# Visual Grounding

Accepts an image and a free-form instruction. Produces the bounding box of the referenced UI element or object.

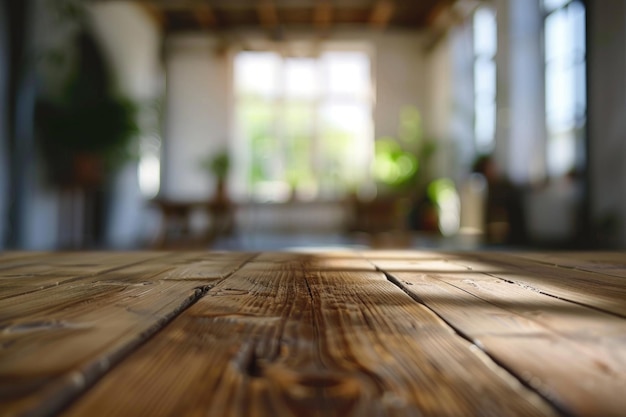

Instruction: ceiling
[116,0,467,35]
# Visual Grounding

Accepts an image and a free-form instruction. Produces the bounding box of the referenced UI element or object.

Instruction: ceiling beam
[424,1,470,51]
[314,0,333,30]
[257,0,279,29]
[370,0,395,29]
[425,0,456,27]
[137,1,166,28]
[193,1,217,29]
[314,0,332,39]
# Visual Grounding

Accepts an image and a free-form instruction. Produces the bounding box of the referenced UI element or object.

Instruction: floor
[210,231,483,252]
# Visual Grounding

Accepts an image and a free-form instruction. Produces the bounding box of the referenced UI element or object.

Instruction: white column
[495,0,546,184]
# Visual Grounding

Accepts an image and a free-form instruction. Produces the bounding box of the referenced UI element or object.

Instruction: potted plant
[200,151,231,203]
[373,106,437,196]
[36,27,138,188]
[369,107,439,233]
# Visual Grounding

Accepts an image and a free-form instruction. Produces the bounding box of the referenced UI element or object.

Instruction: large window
[473,6,497,154]
[544,0,586,177]
[233,49,373,202]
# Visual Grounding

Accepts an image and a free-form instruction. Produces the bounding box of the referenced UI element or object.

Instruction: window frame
[472,5,498,156]
[542,0,587,178]
[231,45,374,203]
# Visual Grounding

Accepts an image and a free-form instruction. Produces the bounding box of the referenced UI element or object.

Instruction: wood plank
[61,253,556,417]
[367,258,473,273]
[161,252,257,280]
[0,252,68,272]
[366,257,626,417]
[439,252,626,318]
[0,252,252,417]
[0,252,51,265]
[243,252,376,272]
[511,251,626,278]
[358,250,445,261]
[0,252,156,276]
[0,252,168,300]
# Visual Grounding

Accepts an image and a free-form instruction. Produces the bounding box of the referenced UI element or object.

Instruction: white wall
[372,32,426,139]
[162,32,427,185]
[160,29,429,231]
[89,2,162,98]
[162,34,230,200]
[425,36,452,143]
[503,0,546,184]
[423,21,476,183]
[89,1,163,247]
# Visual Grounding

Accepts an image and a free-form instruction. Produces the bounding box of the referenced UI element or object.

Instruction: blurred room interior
[0,0,624,251]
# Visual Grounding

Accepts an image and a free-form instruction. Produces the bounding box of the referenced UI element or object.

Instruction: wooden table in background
[1,250,625,417]
[151,198,235,248]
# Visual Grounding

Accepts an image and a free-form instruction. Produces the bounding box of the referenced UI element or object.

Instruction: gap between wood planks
[471,268,626,321]
[447,253,626,319]
[0,253,258,417]
[371,264,574,417]
[51,256,258,417]
[0,253,166,301]
[60,254,555,417]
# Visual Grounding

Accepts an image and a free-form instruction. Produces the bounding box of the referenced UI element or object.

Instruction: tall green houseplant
[36,26,138,187]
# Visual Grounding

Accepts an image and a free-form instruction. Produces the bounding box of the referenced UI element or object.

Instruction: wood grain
[511,251,626,278]
[441,252,626,318]
[366,256,626,417]
[0,252,253,417]
[0,252,166,300]
[0,252,52,266]
[61,253,556,417]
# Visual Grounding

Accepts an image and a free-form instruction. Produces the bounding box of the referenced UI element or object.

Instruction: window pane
[322,52,370,98]
[474,59,496,98]
[237,101,280,185]
[571,1,586,58]
[545,1,587,178]
[545,9,573,63]
[473,7,497,57]
[233,50,373,200]
[285,58,318,98]
[235,52,280,98]
[575,61,586,118]
[546,63,575,130]
[473,6,496,153]
[283,102,315,193]
[475,100,496,152]
[319,103,370,194]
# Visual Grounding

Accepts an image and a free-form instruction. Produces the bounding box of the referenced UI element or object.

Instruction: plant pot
[46,151,105,188]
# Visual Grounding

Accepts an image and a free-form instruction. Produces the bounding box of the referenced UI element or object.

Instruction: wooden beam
[425,0,464,28]
[314,0,332,39]
[193,1,217,29]
[370,0,394,29]
[257,0,279,29]
[138,1,166,28]
[314,0,333,30]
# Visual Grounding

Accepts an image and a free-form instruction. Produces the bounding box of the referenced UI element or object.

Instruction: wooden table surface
[1,250,625,417]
